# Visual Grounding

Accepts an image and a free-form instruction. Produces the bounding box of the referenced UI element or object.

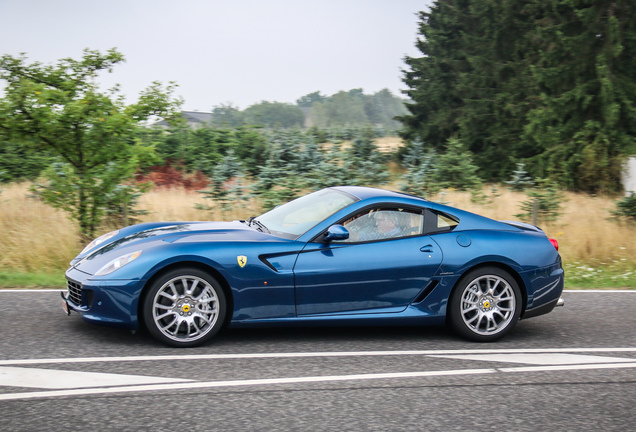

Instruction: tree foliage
[0,48,182,239]
[0,138,55,182]
[209,103,244,127]
[401,0,636,193]
[243,101,305,128]
[296,91,326,108]
[308,88,408,129]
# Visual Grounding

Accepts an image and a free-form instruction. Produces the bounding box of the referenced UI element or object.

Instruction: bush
[612,193,636,222]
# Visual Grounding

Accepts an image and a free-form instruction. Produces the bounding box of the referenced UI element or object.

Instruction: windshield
[256,189,357,239]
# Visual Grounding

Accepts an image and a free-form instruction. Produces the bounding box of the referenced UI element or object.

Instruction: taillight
[549,238,559,251]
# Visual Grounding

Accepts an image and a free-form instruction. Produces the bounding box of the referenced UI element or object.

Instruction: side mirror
[324,224,349,242]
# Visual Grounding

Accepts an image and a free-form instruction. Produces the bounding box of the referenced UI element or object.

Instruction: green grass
[563,261,636,289]
[0,271,66,289]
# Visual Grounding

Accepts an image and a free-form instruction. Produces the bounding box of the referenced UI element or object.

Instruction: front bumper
[63,267,144,329]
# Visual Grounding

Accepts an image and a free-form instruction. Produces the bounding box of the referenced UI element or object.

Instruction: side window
[424,209,459,234]
[337,208,424,243]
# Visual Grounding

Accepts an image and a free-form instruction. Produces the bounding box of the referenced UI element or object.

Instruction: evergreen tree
[523,0,636,193]
[305,143,356,190]
[400,140,440,198]
[515,178,564,224]
[506,162,534,191]
[251,131,304,209]
[612,192,636,222]
[400,0,636,192]
[197,149,248,213]
[347,134,389,186]
[400,2,469,151]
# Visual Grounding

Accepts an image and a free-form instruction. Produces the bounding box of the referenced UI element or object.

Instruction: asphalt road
[1,290,635,431]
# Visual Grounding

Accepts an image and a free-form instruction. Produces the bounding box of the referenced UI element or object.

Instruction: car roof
[331,186,427,202]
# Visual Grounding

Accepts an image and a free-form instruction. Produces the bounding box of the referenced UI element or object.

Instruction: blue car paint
[293,235,443,315]
[63,186,564,333]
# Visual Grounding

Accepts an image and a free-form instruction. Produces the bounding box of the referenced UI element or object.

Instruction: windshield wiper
[246,216,270,234]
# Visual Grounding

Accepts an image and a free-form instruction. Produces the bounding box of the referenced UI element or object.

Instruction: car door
[293,207,443,316]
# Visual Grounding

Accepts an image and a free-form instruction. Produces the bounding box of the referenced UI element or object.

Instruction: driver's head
[376,212,397,233]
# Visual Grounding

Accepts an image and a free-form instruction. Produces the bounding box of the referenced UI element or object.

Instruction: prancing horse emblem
[237,255,247,268]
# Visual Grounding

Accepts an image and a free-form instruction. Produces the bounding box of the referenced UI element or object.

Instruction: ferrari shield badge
[237,255,247,268]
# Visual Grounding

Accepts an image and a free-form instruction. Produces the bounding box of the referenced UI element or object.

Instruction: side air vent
[413,280,439,304]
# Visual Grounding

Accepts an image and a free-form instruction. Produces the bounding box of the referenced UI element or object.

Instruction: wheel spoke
[487,315,497,331]
[197,296,217,305]
[156,311,174,320]
[488,278,500,295]
[492,309,507,320]
[159,291,175,302]
[160,316,178,332]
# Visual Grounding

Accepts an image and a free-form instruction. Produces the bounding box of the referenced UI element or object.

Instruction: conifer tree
[506,162,534,192]
[400,140,440,198]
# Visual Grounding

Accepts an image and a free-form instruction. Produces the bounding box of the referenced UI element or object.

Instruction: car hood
[70,221,279,273]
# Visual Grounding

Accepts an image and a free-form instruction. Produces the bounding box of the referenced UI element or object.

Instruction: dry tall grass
[0,183,79,272]
[1,182,634,273]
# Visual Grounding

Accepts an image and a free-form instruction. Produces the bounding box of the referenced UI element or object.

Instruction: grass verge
[0,271,66,289]
[564,261,636,289]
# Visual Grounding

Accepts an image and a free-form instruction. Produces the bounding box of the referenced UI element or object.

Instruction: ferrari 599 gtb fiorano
[62,186,564,347]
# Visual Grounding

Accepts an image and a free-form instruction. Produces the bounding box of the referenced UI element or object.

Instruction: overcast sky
[0,0,432,111]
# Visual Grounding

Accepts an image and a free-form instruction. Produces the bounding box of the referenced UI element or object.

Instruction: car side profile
[62,186,564,347]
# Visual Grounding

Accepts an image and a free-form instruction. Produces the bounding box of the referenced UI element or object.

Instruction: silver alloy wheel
[459,274,516,336]
[151,275,220,343]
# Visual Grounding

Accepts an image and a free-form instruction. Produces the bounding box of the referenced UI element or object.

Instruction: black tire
[448,266,522,342]
[143,267,227,347]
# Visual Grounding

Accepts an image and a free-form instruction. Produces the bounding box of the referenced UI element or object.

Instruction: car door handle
[420,245,434,253]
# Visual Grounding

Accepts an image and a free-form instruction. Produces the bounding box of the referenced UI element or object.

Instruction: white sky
[0,0,431,111]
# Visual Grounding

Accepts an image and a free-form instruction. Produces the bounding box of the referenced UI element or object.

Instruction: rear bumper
[522,263,564,319]
[523,296,563,319]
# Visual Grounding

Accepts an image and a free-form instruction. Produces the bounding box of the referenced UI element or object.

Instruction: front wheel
[448,267,522,342]
[143,268,227,347]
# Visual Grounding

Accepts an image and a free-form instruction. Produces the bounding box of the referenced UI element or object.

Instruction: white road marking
[0,366,192,389]
[0,369,499,401]
[2,348,636,366]
[429,353,636,365]
[2,361,636,401]
[500,362,636,373]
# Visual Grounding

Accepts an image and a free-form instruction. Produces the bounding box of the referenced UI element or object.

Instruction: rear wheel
[143,268,226,347]
[449,267,522,342]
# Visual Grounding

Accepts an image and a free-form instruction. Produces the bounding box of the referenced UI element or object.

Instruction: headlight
[95,251,142,276]
[81,230,120,254]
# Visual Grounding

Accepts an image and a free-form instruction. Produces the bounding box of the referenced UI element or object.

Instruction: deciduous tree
[0,49,182,240]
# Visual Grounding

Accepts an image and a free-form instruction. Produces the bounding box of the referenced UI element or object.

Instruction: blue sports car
[62,186,564,347]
